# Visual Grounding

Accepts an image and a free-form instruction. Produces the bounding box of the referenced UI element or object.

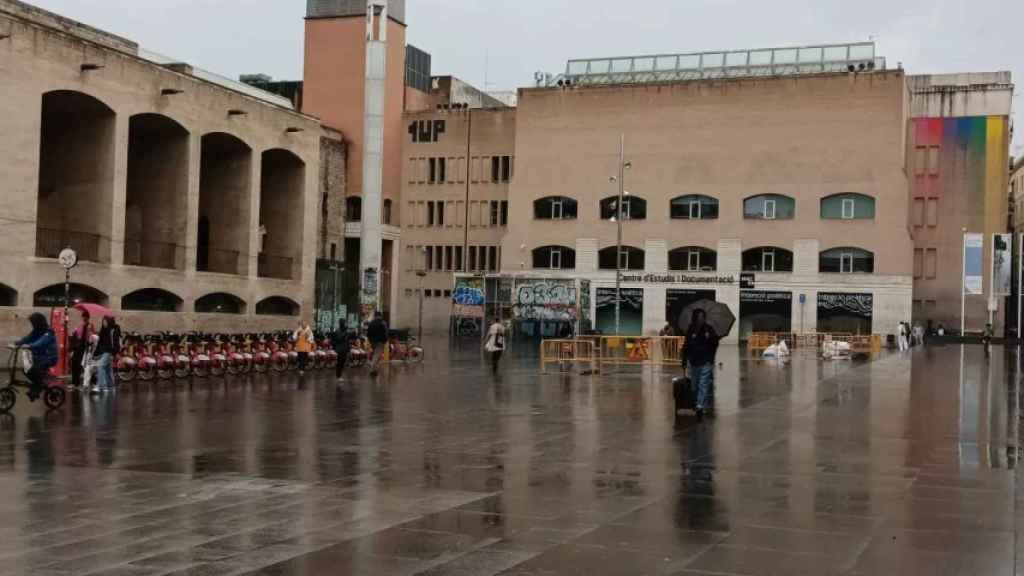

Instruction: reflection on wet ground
[0,339,1019,575]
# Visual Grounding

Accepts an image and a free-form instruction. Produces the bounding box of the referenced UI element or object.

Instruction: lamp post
[416,270,427,341]
[610,135,631,335]
[58,248,78,375]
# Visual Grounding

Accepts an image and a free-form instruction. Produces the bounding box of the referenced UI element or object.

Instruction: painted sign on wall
[513,279,578,321]
[453,277,485,318]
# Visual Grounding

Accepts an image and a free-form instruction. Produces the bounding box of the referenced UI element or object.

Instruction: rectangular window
[428,158,437,184]
[425,246,433,271]
[447,157,456,183]
[927,146,940,176]
[914,147,927,176]
[457,157,466,183]
[438,157,447,183]
[469,202,480,227]
[444,246,453,271]
[552,198,563,219]
[471,157,481,183]
[490,202,499,226]
[913,198,924,227]
[925,248,938,279]
[438,202,446,227]
[469,247,477,271]
[444,290,452,299]
[913,248,923,278]
[500,156,511,182]
[418,158,427,183]
[500,201,508,226]
[689,201,701,219]
[840,253,854,273]
[926,199,938,227]
[491,156,501,182]
[688,251,700,271]
[762,250,775,272]
[455,246,464,271]
[841,198,855,220]
[427,201,436,227]
[488,246,498,272]
[764,199,776,220]
[550,248,562,270]
[408,158,417,184]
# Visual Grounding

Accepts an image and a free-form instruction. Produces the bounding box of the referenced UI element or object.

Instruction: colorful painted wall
[909,116,1010,332]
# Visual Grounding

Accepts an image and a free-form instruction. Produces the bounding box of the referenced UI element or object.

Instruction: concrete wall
[0,9,324,339]
[318,128,347,261]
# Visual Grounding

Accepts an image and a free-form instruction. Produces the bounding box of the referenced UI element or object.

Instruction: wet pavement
[0,339,1020,575]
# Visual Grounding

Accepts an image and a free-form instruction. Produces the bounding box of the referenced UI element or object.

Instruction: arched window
[742,247,794,272]
[195,293,246,314]
[821,193,875,220]
[0,284,17,307]
[600,196,647,221]
[345,197,362,223]
[534,196,578,220]
[820,248,874,274]
[744,194,795,220]
[122,288,183,312]
[670,195,719,220]
[532,246,576,270]
[34,283,108,307]
[383,199,393,225]
[669,247,718,272]
[598,246,645,271]
[256,296,300,316]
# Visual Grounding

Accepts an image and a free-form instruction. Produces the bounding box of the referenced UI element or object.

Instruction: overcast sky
[33,0,1023,154]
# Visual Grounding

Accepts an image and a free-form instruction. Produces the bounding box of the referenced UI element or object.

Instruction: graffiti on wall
[453,277,485,318]
[818,293,873,318]
[513,279,578,321]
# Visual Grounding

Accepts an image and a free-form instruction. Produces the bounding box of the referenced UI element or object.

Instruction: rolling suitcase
[673,376,696,412]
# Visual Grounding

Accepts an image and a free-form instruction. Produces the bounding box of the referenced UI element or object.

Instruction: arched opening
[256,296,300,317]
[199,132,252,275]
[599,246,645,271]
[125,114,189,270]
[36,91,116,263]
[534,196,578,220]
[821,193,876,220]
[600,196,646,221]
[743,194,796,220]
[345,197,362,222]
[670,195,719,220]
[820,247,875,274]
[0,284,17,307]
[742,247,794,272]
[669,247,717,272]
[195,292,246,315]
[259,149,305,280]
[532,246,576,270]
[33,283,108,307]
[122,288,183,312]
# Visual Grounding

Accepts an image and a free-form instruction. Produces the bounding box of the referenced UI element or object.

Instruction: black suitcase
[673,376,696,412]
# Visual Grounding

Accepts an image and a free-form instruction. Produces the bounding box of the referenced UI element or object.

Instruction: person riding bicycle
[14,313,58,401]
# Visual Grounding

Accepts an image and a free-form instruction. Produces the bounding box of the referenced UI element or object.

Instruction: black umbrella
[678,300,736,338]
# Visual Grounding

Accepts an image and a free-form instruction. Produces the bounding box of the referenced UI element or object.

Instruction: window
[820,248,874,274]
[443,246,452,271]
[741,248,794,272]
[926,199,938,227]
[744,195,795,220]
[914,147,926,176]
[532,246,576,270]
[669,247,717,272]
[425,246,434,270]
[491,156,500,182]
[455,246,464,272]
[925,248,937,279]
[345,197,362,222]
[671,195,719,220]
[913,198,924,227]
[469,247,477,271]
[534,196,579,220]
[444,290,452,299]
[383,199,392,225]
[927,146,940,176]
[598,246,645,271]
[490,202,499,226]
[913,249,923,278]
[488,246,498,272]
[821,193,875,220]
[500,201,508,226]
[438,202,446,226]
[501,156,511,182]
[429,158,437,184]
[439,157,447,183]
[408,158,417,183]
[600,196,648,220]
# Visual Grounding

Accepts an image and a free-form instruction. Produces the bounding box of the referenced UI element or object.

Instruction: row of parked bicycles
[112,330,424,382]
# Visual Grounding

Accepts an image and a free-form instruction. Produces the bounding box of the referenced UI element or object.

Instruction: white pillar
[359,0,388,317]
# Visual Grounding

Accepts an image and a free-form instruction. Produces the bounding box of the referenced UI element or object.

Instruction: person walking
[13,313,58,402]
[484,318,506,373]
[93,316,121,393]
[681,309,719,419]
[294,321,314,375]
[70,311,94,390]
[897,322,909,352]
[367,312,389,377]
[331,320,350,383]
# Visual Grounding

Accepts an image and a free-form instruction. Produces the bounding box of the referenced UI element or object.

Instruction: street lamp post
[416,270,427,341]
[611,135,631,336]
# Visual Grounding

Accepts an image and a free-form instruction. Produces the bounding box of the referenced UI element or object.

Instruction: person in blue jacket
[14,313,58,401]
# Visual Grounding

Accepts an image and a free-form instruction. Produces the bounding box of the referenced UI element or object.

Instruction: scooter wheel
[138,370,154,381]
[193,366,208,378]
[0,388,15,413]
[157,369,173,381]
[175,369,190,379]
[43,387,66,410]
[118,369,136,382]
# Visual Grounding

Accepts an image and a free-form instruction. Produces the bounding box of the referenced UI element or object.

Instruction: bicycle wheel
[407,346,425,364]
[43,387,65,410]
[0,388,15,413]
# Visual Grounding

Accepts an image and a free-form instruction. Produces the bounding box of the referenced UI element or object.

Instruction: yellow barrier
[595,336,685,366]
[540,339,598,374]
[750,332,882,356]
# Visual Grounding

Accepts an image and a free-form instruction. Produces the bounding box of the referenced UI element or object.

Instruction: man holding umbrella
[679,300,733,419]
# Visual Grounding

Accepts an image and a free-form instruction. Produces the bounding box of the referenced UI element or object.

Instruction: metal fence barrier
[539,339,598,374]
[749,332,882,356]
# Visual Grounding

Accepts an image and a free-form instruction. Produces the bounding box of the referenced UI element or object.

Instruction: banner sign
[453,277,485,318]
[992,234,1012,296]
[964,233,983,295]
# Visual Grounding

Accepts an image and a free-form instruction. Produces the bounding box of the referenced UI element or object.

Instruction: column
[717,239,742,344]
[645,239,667,272]
[108,113,130,266]
[184,133,201,273]
[576,238,598,272]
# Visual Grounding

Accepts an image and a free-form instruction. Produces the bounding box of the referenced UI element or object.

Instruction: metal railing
[258,253,294,280]
[540,339,598,374]
[35,228,103,262]
[124,239,183,270]
[198,248,241,276]
[559,42,885,87]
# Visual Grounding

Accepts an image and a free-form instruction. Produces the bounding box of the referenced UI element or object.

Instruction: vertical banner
[993,234,1012,296]
[964,233,984,295]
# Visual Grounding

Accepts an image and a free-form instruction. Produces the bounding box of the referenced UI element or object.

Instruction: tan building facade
[396,105,516,333]
[1012,157,1024,234]
[0,1,335,338]
[501,71,914,341]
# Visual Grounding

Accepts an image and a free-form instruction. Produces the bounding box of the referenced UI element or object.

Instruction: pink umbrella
[73,302,114,319]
